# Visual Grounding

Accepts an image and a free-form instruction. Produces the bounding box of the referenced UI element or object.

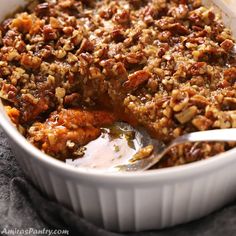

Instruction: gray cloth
[0,129,236,236]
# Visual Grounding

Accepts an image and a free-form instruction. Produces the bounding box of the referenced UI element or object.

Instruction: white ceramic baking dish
[1,0,236,232]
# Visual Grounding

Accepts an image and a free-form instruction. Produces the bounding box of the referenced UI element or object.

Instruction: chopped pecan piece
[223,97,236,110]
[114,9,130,25]
[189,62,207,75]
[192,115,212,131]
[156,18,189,35]
[58,0,75,8]
[43,25,57,41]
[77,39,94,54]
[35,2,50,17]
[220,39,234,52]
[157,31,172,42]
[170,23,190,35]
[169,4,189,19]
[0,83,17,101]
[124,70,151,90]
[112,27,125,42]
[20,53,42,69]
[190,95,210,107]
[126,52,147,64]
[230,113,236,128]
[170,90,189,112]
[175,106,198,124]
[224,67,236,83]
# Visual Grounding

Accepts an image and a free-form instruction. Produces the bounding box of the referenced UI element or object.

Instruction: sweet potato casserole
[1,0,236,168]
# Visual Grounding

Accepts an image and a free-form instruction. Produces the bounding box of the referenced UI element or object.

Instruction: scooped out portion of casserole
[1,0,236,168]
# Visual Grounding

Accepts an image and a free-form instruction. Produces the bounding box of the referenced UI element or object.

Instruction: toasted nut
[130,145,154,162]
[20,53,42,69]
[125,70,151,90]
[192,115,212,131]
[170,90,189,112]
[220,39,234,52]
[175,106,198,124]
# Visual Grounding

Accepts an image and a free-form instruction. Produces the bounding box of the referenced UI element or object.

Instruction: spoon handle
[171,128,236,148]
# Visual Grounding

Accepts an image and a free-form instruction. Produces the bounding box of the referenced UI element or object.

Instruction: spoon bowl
[113,125,236,172]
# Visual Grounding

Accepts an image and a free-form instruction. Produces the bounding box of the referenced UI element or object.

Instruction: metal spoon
[113,125,236,172]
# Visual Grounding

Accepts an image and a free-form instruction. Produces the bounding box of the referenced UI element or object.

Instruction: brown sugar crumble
[1,0,236,168]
